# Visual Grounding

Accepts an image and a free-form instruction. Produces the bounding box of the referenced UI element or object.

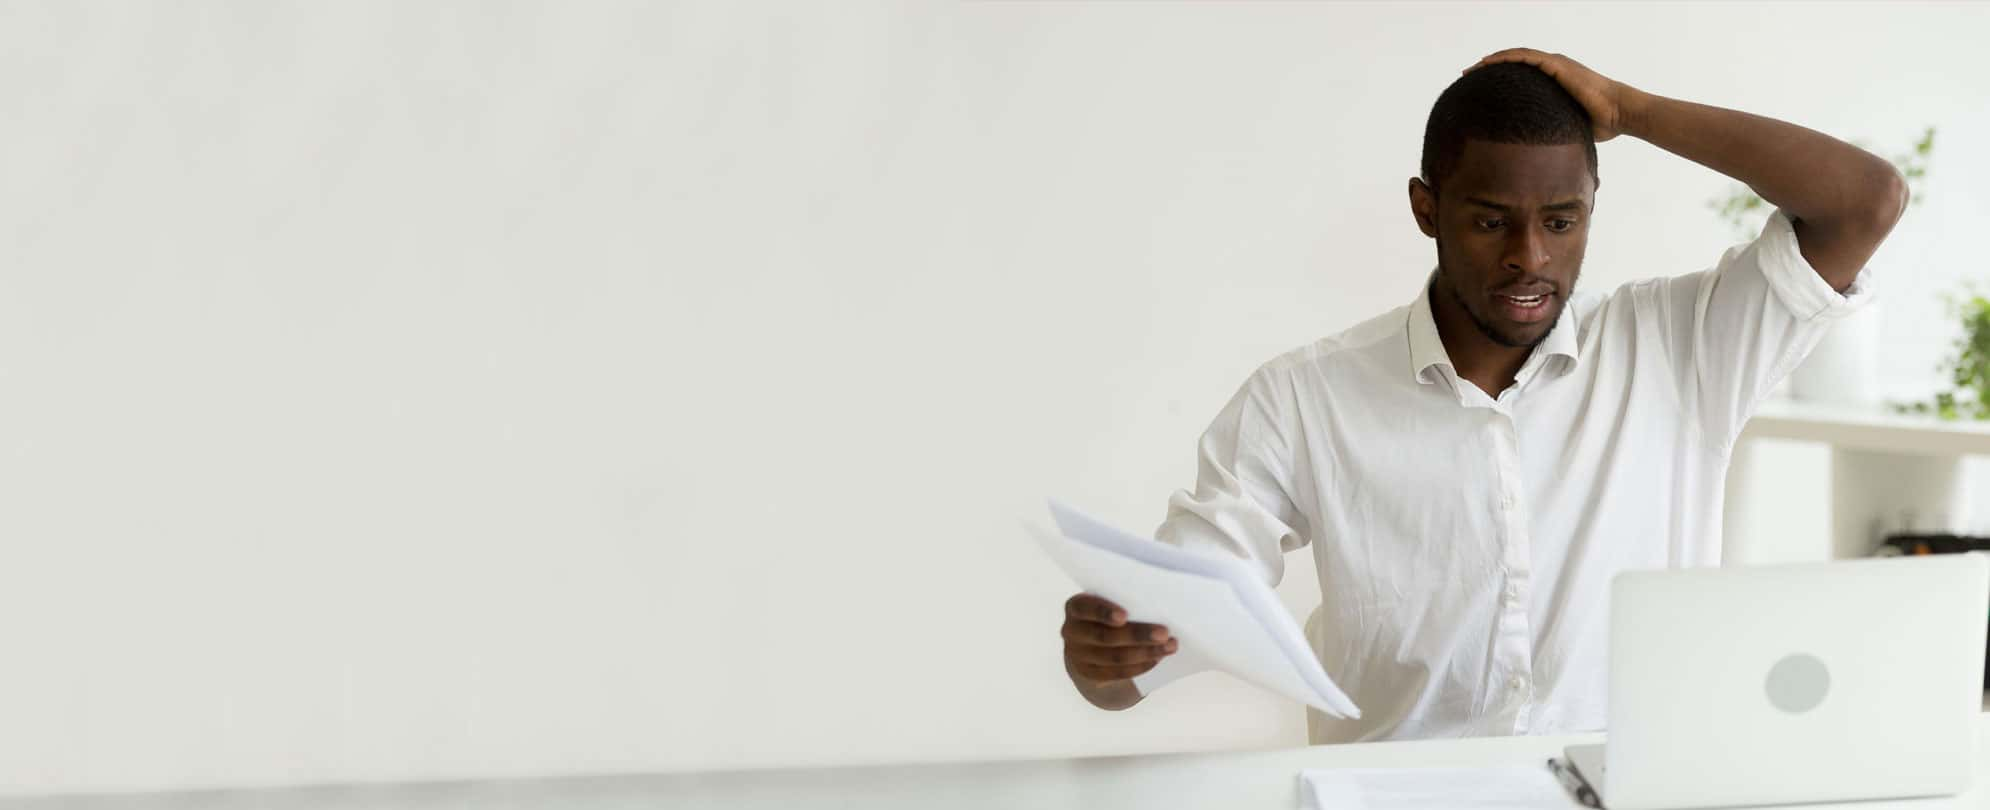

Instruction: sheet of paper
[1300,766,1582,810]
[1029,499,1359,718]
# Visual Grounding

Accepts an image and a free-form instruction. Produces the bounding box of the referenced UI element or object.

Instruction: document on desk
[1299,766,1581,810]
[1029,499,1359,719]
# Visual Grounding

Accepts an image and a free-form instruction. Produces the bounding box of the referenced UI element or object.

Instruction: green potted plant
[1893,291,1990,420]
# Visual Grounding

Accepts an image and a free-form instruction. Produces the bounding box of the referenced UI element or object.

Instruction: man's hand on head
[1464,48,1646,142]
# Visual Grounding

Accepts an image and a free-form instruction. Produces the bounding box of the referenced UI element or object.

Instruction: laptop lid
[1598,553,1987,810]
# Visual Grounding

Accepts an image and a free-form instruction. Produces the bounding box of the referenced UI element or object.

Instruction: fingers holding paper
[1063,593,1178,682]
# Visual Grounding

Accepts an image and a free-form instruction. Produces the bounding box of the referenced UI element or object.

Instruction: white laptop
[1563,553,1989,809]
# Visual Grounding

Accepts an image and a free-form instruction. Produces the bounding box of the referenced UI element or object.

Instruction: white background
[2,0,1987,796]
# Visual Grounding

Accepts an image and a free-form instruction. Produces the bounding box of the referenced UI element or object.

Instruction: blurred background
[2,0,1987,796]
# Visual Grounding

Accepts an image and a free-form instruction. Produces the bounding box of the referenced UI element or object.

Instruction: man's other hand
[1465,48,1643,142]
[1062,593,1177,709]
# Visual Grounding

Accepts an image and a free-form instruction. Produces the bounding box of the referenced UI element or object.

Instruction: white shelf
[1741,398,1990,457]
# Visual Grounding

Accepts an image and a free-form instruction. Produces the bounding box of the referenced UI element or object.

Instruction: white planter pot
[1788,301,1882,407]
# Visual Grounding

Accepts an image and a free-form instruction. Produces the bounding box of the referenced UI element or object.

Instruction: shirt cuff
[1757,209,1878,322]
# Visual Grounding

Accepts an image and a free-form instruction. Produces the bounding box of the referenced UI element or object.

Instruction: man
[1059,49,1906,743]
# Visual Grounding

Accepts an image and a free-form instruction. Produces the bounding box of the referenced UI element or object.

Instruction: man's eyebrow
[1463,196,1587,213]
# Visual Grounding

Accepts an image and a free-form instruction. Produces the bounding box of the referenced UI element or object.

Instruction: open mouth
[1493,292,1554,324]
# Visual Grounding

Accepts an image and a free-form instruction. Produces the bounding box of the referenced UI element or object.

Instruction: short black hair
[1419,62,1598,195]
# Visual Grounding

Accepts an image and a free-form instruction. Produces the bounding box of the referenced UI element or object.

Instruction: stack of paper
[1299,766,1582,809]
[1029,499,1359,718]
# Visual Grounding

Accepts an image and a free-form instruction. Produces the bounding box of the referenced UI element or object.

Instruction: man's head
[1410,62,1599,349]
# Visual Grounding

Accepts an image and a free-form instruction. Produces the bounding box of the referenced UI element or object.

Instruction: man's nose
[1502,224,1550,274]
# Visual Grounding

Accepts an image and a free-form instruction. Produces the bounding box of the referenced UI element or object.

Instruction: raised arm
[1466,48,1908,293]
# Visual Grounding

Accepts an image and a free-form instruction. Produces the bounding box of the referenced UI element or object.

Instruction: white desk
[6,714,1986,810]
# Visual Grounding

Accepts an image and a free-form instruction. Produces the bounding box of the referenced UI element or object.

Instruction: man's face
[1410,140,1595,348]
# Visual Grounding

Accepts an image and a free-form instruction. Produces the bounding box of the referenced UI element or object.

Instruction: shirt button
[1503,584,1521,604]
[1509,676,1527,692]
[1500,494,1516,509]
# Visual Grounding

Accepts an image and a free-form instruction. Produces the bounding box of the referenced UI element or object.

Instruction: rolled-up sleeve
[1646,209,1878,451]
[1153,366,1312,587]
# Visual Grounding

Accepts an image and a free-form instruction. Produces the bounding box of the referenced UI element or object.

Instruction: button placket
[1490,415,1535,729]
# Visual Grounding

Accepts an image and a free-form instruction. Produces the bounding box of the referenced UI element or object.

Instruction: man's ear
[1408,177,1439,239]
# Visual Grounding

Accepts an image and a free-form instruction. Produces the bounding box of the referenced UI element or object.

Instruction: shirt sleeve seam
[1248,365,1314,549]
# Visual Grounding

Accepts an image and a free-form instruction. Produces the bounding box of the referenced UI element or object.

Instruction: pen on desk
[1546,757,1602,809]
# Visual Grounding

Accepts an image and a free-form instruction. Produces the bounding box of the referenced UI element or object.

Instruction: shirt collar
[1407,270,1581,386]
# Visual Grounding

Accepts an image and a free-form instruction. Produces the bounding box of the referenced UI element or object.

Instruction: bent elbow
[1865,164,1910,235]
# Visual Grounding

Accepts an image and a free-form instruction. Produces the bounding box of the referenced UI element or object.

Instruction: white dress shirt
[1154,210,1874,743]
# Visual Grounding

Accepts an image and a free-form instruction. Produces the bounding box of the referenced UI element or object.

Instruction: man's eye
[1547,219,1577,232]
[1478,218,1505,230]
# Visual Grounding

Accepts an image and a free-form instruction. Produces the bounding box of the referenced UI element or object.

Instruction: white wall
[2,0,1987,796]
